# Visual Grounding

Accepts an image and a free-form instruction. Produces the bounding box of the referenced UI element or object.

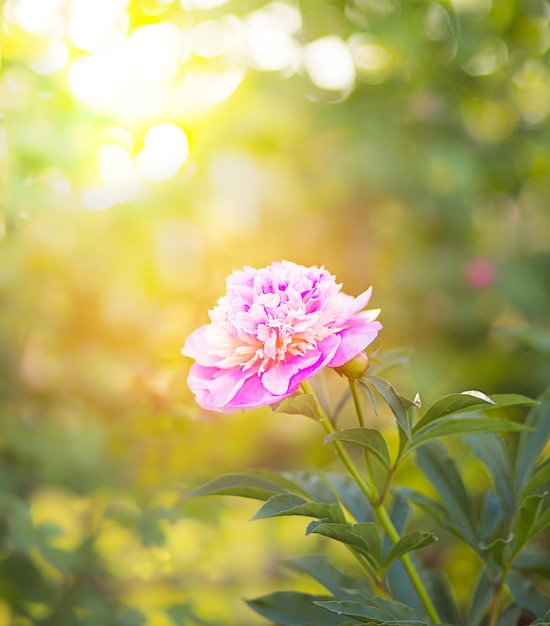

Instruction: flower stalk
[301,379,441,625]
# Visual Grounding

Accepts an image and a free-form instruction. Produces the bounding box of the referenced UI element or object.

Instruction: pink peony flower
[182,261,382,412]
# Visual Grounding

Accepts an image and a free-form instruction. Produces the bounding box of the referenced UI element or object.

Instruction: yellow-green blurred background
[1,0,550,623]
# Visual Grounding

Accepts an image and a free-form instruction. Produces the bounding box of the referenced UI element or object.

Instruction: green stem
[301,380,441,625]
[376,464,397,506]
[349,378,365,427]
[349,378,379,497]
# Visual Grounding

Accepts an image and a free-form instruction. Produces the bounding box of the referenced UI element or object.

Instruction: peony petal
[224,374,287,411]
[181,326,220,367]
[187,363,253,409]
[261,350,324,396]
[328,319,382,367]
[333,287,373,324]
[288,334,340,388]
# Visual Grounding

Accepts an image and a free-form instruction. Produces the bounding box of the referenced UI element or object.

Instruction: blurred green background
[1,0,550,623]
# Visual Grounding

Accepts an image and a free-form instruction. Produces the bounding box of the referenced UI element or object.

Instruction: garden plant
[185,261,550,626]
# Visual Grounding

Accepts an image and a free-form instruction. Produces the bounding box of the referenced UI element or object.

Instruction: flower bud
[333,352,370,379]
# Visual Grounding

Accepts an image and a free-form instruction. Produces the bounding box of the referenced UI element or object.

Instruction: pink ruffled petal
[181,326,219,367]
[188,364,253,409]
[287,334,340,388]
[328,319,382,367]
[261,351,323,395]
[333,287,373,324]
[224,374,287,411]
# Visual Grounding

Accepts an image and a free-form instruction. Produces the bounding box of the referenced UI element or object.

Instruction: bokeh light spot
[68,52,125,106]
[126,22,184,85]
[68,0,129,52]
[10,0,65,35]
[180,0,229,10]
[304,36,355,91]
[192,19,239,59]
[136,123,190,182]
[243,4,301,71]
[29,40,69,75]
[349,35,392,84]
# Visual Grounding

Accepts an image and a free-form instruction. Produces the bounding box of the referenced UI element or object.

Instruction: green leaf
[507,570,550,618]
[360,383,378,416]
[386,492,412,537]
[363,375,412,443]
[531,507,550,539]
[185,470,309,500]
[274,393,319,420]
[395,487,464,541]
[40,545,81,573]
[325,428,391,468]
[519,458,550,502]
[414,443,477,547]
[283,470,341,504]
[532,609,550,625]
[315,601,426,625]
[481,535,513,568]
[187,473,292,501]
[325,589,419,621]
[466,570,493,626]
[309,522,383,570]
[424,571,463,626]
[511,493,546,559]
[246,591,348,626]
[412,417,530,448]
[384,531,437,569]
[515,550,550,579]
[478,491,504,543]
[495,604,522,626]
[516,386,550,492]
[413,393,536,435]
[115,608,148,626]
[287,555,371,597]
[326,473,375,523]
[6,497,34,551]
[252,494,346,523]
[468,434,515,516]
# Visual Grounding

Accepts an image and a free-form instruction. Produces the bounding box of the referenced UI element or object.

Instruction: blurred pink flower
[465,257,497,290]
[182,261,382,412]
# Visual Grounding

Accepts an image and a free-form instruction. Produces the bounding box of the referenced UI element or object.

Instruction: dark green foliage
[191,380,549,626]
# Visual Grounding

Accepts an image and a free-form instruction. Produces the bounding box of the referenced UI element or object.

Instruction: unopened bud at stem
[333,352,370,379]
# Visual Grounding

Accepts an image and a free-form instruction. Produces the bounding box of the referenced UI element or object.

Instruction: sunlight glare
[180,0,229,10]
[82,188,113,211]
[68,52,125,106]
[10,0,65,35]
[126,22,184,85]
[349,35,392,84]
[98,144,136,187]
[136,124,189,182]
[82,143,139,210]
[192,18,240,59]
[243,4,301,71]
[172,69,244,115]
[304,36,355,91]
[102,126,134,153]
[29,40,69,75]
[69,0,129,52]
